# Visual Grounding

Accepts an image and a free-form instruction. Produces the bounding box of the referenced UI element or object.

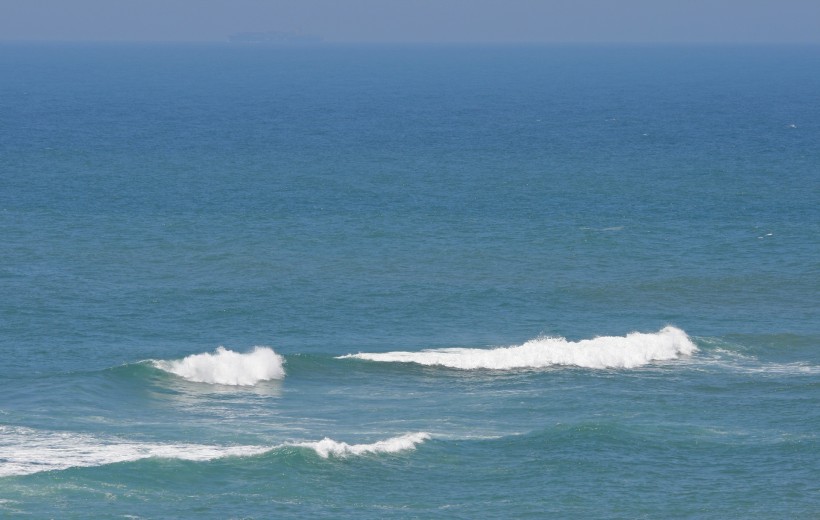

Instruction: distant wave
[0,426,430,477]
[151,346,285,385]
[340,326,697,370]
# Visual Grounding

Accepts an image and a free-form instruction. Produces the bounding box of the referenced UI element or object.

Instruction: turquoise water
[1,43,818,518]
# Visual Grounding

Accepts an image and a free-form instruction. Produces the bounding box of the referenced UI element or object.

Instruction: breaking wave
[0,426,431,477]
[340,326,697,370]
[152,346,285,385]
[293,432,431,458]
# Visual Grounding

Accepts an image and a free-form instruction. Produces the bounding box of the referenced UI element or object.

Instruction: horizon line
[2,38,819,46]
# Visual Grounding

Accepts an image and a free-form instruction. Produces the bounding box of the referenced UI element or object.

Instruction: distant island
[228,31,323,44]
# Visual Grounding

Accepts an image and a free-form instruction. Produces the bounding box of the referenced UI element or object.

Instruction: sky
[1,0,819,44]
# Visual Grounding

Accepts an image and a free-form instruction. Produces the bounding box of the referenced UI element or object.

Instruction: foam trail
[293,432,431,459]
[152,346,285,385]
[0,427,431,477]
[341,326,696,370]
[0,426,269,477]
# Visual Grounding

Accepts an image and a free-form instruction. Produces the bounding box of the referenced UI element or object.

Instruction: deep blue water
[1,43,818,518]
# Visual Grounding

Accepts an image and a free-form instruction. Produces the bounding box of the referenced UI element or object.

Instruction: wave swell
[341,326,697,370]
[152,346,285,385]
[0,426,430,477]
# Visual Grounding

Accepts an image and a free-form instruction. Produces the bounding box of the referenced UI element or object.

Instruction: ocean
[1,43,818,518]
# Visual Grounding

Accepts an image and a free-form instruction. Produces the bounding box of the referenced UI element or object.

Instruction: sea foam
[293,432,431,458]
[0,426,270,477]
[341,326,697,370]
[0,426,430,477]
[152,346,285,385]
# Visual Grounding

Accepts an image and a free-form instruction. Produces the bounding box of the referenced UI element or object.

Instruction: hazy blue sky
[1,0,818,44]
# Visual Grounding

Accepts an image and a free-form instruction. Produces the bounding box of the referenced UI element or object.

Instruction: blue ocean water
[1,43,818,518]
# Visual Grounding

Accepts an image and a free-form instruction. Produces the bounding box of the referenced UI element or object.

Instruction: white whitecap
[0,426,431,477]
[0,426,269,477]
[341,326,697,370]
[292,432,431,459]
[152,346,285,386]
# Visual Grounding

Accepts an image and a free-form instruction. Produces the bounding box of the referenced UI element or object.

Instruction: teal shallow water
[1,43,818,518]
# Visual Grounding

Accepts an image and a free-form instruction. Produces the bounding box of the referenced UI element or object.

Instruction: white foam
[0,426,269,477]
[293,432,431,459]
[341,326,697,370]
[152,346,285,385]
[688,351,820,376]
[0,427,431,477]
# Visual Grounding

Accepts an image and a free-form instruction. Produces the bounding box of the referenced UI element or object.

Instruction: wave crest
[293,432,431,458]
[341,326,696,370]
[152,346,285,385]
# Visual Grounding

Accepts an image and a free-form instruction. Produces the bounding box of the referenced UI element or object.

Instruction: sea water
[1,43,818,518]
